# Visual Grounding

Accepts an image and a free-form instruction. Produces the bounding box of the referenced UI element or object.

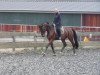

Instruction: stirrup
[55,37,59,40]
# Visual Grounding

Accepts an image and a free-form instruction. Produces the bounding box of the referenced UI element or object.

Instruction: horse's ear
[38,25,41,29]
[38,24,42,27]
[38,25,40,27]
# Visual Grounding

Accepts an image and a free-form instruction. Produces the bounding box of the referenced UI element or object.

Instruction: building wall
[0,12,100,32]
[0,12,81,26]
[83,14,100,27]
[82,14,100,32]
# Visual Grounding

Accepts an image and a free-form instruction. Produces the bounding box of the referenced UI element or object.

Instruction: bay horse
[38,22,79,56]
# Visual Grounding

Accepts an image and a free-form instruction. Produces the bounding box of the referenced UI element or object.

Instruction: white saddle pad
[53,24,64,34]
[61,26,64,34]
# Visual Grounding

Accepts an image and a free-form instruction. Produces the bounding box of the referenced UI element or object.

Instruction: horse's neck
[46,26,53,37]
[46,27,50,37]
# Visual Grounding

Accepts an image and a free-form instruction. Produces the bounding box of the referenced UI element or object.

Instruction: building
[0,0,100,31]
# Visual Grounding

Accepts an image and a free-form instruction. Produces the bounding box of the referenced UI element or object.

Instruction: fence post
[12,31,16,51]
[12,36,15,51]
[34,31,37,50]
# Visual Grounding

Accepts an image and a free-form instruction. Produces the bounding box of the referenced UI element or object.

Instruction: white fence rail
[0,32,99,50]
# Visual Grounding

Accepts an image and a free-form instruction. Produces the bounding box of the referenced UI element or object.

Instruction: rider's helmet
[54,8,59,13]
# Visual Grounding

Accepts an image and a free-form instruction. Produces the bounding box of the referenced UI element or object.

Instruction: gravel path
[0,48,100,75]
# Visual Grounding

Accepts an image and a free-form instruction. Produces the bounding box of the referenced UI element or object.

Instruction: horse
[38,22,79,56]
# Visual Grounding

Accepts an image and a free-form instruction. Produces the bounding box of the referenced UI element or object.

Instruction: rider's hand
[53,24,56,26]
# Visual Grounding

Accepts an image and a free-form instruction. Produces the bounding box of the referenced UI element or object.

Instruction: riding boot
[55,28,61,40]
[55,36,59,40]
[58,28,61,40]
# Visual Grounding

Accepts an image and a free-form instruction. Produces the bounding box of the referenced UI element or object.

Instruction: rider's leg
[58,28,61,38]
[57,28,61,39]
[56,28,59,38]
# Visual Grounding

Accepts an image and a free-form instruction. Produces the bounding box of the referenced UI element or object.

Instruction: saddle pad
[61,26,64,34]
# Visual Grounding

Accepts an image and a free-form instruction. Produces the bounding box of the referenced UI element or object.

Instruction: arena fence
[0,24,39,32]
[0,24,100,51]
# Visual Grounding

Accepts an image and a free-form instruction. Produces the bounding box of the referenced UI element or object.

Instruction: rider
[53,9,62,40]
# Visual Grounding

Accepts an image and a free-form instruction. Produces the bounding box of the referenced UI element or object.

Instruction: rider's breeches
[56,28,61,37]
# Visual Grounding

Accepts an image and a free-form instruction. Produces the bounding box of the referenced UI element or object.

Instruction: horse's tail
[72,29,79,49]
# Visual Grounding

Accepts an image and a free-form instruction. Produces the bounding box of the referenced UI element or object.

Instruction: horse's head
[39,22,48,37]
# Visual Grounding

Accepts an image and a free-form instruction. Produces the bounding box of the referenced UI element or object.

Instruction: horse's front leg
[42,43,49,56]
[42,40,52,56]
[51,42,56,56]
[42,39,54,56]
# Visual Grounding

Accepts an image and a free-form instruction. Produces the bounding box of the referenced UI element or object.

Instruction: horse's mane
[41,22,54,31]
[46,24,54,29]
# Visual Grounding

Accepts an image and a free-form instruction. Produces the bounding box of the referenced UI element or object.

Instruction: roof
[0,0,99,2]
[0,2,100,14]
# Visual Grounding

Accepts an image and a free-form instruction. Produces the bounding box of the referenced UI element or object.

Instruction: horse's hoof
[43,53,46,57]
[43,54,45,57]
[53,54,56,56]
[60,52,63,54]
[42,52,45,56]
[74,53,77,55]
[60,52,63,55]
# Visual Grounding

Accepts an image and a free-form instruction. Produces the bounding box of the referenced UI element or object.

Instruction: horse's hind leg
[68,38,76,54]
[61,39,67,52]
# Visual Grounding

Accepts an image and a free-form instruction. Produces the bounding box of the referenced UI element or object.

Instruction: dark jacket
[53,12,61,29]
